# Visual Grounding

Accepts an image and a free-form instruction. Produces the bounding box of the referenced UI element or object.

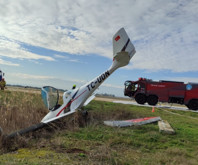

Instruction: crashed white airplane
[7,28,136,138]
[41,28,136,124]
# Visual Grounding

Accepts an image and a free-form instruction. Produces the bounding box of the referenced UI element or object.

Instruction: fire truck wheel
[147,95,158,106]
[187,100,198,110]
[135,94,147,104]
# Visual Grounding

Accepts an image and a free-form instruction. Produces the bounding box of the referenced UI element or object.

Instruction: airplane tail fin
[111,28,136,69]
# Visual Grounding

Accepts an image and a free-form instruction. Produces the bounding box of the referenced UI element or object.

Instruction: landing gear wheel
[187,100,198,110]
[82,110,88,118]
[135,94,147,104]
[81,110,89,123]
[147,95,158,106]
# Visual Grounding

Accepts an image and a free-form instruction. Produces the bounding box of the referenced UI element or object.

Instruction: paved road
[113,100,198,113]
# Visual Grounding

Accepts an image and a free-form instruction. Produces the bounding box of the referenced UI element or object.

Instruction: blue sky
[0,0,198,97]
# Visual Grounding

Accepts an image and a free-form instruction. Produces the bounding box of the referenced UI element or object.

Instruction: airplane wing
[83,94,96,106]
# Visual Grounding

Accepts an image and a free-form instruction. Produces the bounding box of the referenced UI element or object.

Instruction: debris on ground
[158,120,175,134]
[104,117,161,127]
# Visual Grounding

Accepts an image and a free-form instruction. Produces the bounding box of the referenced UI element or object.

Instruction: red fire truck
[124,78,198,110]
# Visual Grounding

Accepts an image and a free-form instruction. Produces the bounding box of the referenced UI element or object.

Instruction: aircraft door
[0,70,2,81]
[41,86,59,111]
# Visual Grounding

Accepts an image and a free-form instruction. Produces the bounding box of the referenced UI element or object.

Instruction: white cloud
[12,73,55,80]
[54,54,85,63]
[0,0,198,72]
[0,58,19,66]
[0,38,54,61]
[54,54,68,59]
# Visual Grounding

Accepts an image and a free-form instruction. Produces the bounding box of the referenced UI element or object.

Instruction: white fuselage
[41,27,136,124]
[41,65,117,123]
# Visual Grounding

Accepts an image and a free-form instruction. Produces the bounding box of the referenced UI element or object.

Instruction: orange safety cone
[152,106,155,112]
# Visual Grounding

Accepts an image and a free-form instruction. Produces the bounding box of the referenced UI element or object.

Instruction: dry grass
[0,86,90,153]
[0,90,48,135]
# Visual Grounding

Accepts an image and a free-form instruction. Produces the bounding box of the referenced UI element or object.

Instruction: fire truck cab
[124,78,198,110]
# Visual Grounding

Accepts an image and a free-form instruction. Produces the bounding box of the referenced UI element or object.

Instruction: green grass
[0,90,198,164]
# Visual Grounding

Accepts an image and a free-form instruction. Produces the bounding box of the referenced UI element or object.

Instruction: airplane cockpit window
[64,90,72,99]
[41,86,59,111]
